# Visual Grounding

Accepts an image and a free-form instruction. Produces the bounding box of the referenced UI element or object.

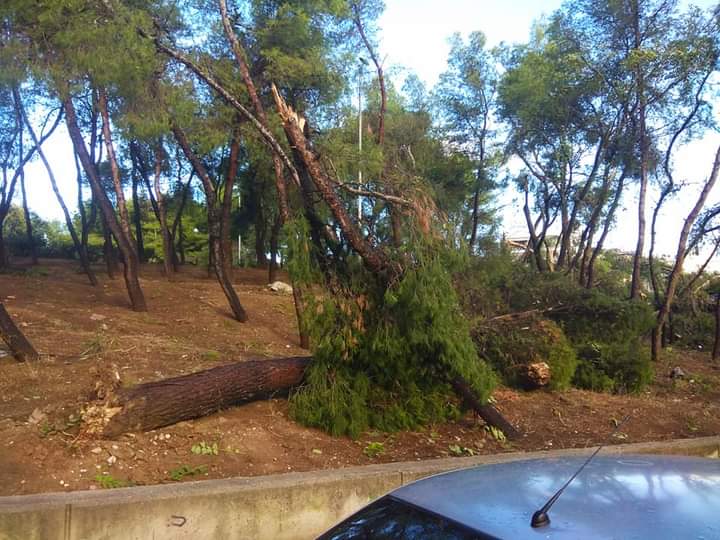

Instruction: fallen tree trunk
[89,356,520,440]
[0,303,39,362]
[95,356,311,438]
[451,378,521,440]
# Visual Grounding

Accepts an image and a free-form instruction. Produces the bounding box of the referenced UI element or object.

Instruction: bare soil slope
[1,259,719,496]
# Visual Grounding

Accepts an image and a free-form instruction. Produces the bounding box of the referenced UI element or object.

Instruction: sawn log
[94,355,520,440]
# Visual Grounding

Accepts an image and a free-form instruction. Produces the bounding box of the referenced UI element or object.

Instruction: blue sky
[20,0,720,267]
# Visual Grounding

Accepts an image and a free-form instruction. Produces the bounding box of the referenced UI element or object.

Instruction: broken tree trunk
[451,378,521,440]
[89,356,519,440]
[0,303,39,362]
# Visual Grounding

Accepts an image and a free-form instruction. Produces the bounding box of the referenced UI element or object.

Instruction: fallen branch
[0,303,39,362]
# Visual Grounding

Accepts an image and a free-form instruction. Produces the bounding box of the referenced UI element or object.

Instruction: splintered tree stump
[0,303,39,362]
[97,356,311,438]
[90,355,521,440]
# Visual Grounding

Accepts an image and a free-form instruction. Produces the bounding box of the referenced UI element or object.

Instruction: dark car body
[319,455,720,539]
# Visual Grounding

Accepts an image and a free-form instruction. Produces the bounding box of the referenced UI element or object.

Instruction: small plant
[191,441,219,456]
[448,444,475,456]
[38,422,55,438]
[201,350,221,362]
[363,441,385,458]
[484,425,507,442]
[95,473,131,489]
[169,464,208,481]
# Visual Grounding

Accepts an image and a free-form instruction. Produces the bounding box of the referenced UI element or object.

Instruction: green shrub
[473,318,577,390]
[549,290,655,393]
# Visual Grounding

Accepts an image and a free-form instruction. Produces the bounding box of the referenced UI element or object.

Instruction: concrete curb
[1,436,718,540]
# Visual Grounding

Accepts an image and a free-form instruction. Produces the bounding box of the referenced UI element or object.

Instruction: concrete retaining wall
[1,436,718,540]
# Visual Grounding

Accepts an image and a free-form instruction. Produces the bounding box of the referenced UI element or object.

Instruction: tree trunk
[101,216,117,279]
[713,295,720,362]
[98,90,136,257]
[17,91,98,286]
[87,355,519,439]
[172,124,248,322]
[630,0,648,301]
[19,171,38,265]
[131,173,146,263]
[64,96,146,311]
[269,214,281,284]
[153,144,174,279]
[652,146,720,361]
[450,377,520,440]
[95,356,311,437]
[221,129,241,277]
[0,303,39,362]
[0,228,7,270]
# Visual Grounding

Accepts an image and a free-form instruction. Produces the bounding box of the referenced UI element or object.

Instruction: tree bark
[131,172,146,263]
[172,124,248,322]
[153,143,174,279]
[96,356,311,437]
[652,145,720,361]
[64,96,146,311]
[17,93,98,286]
[221,129,241,277]
[0,303,39,362]
[88,355,519,439]
[269,214,281,283]
[450,377,520,440]
[713,295,720,362]
[630,0,648,301]
[19,169,38,265]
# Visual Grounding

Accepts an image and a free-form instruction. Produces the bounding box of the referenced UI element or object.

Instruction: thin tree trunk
[221,129,241,277]
[101,215,117,279]
[468,170,482,253]
[170,173,193,271]
[98,89,136,256]
[153,143,174,279]
[173,124,248,322]
[269,214,281,284]
[131,172,146,263]
[19,169,37,265]
[255,195,268,267]
[713,295,720,361]
[0,303,39,362]
[64,96,146,310]
[652,146,720,361]
[586,173,627,288]
[630,0,648,300]
[17,92,98,286]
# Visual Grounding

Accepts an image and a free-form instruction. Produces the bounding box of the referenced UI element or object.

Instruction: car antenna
[530,414,630,528]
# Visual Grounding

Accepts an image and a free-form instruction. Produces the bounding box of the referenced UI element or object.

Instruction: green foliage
[362,441,385,458]
[94,473,132,489]
[190,441,218,456]
[288,224,496,438]
[551,291,654,392]
[169,464,208,481]
[474,318,577,391]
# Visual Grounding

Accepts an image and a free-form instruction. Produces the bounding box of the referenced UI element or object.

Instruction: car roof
[391,455,720,539]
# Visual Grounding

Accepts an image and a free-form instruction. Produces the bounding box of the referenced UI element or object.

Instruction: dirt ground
[1,259,719,497]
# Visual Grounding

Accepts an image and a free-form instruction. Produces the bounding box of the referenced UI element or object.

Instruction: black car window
[317,496,493,540]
